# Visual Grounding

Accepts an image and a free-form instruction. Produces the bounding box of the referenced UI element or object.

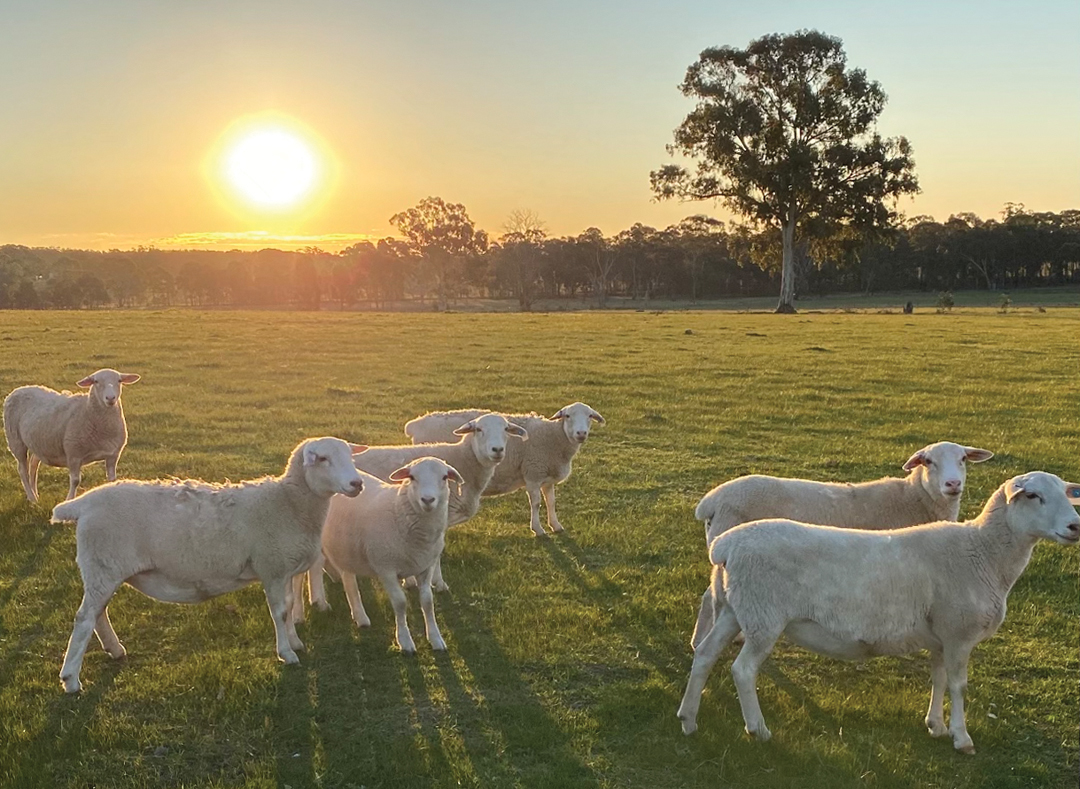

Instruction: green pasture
[0,308,1076,788]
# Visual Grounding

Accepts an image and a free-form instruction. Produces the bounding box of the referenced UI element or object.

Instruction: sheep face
[454,413,526,465]
[550,402,605,445]
[302,438,366,497]
[903,441,994,503]
[389,457,463,512]
[1005,472,1080,545]
[76,368,140,408]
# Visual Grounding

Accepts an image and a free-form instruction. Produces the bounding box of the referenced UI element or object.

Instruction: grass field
[0,308,1076,789]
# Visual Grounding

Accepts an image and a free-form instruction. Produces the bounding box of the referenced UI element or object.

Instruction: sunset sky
[1,0,1077,251]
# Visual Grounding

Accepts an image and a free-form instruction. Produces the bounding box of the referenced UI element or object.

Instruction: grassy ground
[0,308,1076,789]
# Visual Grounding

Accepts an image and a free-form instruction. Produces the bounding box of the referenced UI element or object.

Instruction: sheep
[689,441,995,649]
[299,412,527,608]
[48,437,366,693]
[4,368,141,502]
[676,471,1080,754]
[319,457,464,653]
[403,402,605,536]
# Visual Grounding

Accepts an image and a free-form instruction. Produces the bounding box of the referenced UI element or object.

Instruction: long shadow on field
[271,661,319,789]
[307,574,598,788]
[1,656,121,788]
[0,523,56,620]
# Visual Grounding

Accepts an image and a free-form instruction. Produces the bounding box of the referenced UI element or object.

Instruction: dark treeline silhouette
[1,203,1078,311]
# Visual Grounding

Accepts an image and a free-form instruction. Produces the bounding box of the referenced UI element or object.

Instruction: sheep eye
[1025,492,1041,502]
[442,474,449,481]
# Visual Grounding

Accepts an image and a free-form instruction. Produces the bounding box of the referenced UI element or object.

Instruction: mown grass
[0,308,1076,789]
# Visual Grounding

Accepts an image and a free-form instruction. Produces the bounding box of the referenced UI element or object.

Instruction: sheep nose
[492,447,504,456]
[105,396,117,405]
[421,496,435,506]
[944,479,961,490]
[1068,521,1080,534]
[575,431,588,441]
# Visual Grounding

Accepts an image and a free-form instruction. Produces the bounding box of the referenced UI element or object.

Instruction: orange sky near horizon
[1,1,1077,253]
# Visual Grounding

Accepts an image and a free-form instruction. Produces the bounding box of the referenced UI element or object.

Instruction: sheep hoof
[61,675,81,694]
[107,645,127,660]
[550,523,565,533]
[354,616,371,628]
[400,646,416,656]
[925,719,948,738]
[431,639,448,651]
[678,715,697,736]
[433,581,450,593]
[279,649,300,665]
[746,724,771,742]
[957,744,976,756]
[531,526,548,537]
[313,600,331,612]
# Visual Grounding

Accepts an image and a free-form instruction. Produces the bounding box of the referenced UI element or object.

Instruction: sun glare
[224,127,318,208]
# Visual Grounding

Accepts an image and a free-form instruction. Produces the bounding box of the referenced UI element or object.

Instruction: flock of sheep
[3,367,1079,757]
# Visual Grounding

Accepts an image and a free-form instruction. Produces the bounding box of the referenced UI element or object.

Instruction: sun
[223,127,319,209]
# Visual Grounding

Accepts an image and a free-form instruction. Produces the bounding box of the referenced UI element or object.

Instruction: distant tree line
[1,201,1078,311]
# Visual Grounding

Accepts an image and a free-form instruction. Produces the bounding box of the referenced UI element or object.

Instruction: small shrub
[936,291,955,312]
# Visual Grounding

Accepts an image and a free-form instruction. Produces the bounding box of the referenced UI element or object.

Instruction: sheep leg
[342,572,371,627]
[416,565,447,651]
[13,445,37,503]
[262,578,300,664]
[677,605,742,735]
[60,580,121,693]
[525,485,546,536]
[283,577,305,652]
[307,555,331,612]
[690,585,716,650]
[289,574,306,626]
[541,483,565,533]
[104,455,118,482]
[378,572,416,654]
[28,455,41,500]
[65,460,83,501]
[945,644,976,754]
[730,628,781,741]
[925,648,948,737]
[94,607,126,659]
[430,557,450,593]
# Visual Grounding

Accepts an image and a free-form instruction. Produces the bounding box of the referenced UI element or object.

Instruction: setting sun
[224,127,319,208]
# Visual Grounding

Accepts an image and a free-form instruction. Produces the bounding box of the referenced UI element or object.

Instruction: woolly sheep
[300,412,527,606]
[319,457,464,653]
[4,368,141,501]
[677,471,1080,754]
[404,402,605,536]
[49,437,366,693]
[689,441,994,648]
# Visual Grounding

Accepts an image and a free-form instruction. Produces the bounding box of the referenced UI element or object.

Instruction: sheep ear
[119,373,141,384]
[550,409,567,420]
[964,447,993,463]
[445,466,464,486]
[388,466,412,483]
[348,443,369,455]
[902,451,927,471]
[1065,483,1080,505]
[1005,476,1031,503]
[453,420,477,435]
[76,375,96,388]
[588,409,605,424]
[302,446,320,467]
[505,423,529,440]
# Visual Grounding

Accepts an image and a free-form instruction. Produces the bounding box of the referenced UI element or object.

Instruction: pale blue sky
[1,0,1077,249]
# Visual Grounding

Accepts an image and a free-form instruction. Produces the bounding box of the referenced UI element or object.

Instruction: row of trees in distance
[1,200,1077,311]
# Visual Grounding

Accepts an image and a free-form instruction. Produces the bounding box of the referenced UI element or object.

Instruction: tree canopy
[651,30,919,312]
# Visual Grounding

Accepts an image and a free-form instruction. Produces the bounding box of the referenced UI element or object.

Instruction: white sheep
[49,437,366,693]
[4,368,141,502]
[404,402,605,536]
[677,471,1080,754]
[689,441,994,648]
[320,457,463,653]
[299,412,527,608]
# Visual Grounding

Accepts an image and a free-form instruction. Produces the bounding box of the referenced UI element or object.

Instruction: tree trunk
[776,209,797,313]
